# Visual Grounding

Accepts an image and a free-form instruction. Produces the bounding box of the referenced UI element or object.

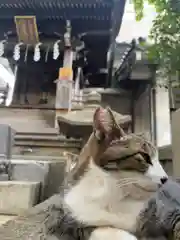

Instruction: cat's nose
[160,177,168,184]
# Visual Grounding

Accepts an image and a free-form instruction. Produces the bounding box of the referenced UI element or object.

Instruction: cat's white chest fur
[64,161,144,232]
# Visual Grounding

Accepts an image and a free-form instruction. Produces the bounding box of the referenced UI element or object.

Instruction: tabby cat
[63,107,167,240]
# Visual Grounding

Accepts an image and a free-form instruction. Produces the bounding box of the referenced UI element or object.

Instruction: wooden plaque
[14,16,39,44]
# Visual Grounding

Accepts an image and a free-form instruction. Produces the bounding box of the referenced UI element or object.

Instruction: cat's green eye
[141,153,152,165]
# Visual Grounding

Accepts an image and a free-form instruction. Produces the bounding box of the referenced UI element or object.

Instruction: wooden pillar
[55,49,74,129]
[54,20,74,129]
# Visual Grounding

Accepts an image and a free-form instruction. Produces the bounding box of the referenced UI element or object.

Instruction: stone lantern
[57,90,131,141]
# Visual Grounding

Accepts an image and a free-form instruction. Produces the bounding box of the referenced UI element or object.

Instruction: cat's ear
[93,106,127,166]
[68,107,124,181]
[93,106,125,144]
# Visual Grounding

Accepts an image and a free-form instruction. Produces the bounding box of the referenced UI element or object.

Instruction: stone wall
[1,90,132,132]
[101,92,131,115]
[172,109,180,177]
[133,86,171,147]
[133,86,173,175]
[133,87,151,138]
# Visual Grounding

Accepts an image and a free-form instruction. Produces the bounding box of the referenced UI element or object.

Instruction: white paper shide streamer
[34,43,42,62]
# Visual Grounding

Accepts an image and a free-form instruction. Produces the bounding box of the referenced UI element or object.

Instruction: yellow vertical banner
[59,67,73,81]
[55,67,73,110]
[14,16,39,44]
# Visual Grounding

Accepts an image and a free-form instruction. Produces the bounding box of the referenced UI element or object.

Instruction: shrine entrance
[13,54,61,107]
[0,0,127,131]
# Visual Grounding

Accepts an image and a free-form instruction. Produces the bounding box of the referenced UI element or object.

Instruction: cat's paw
[89,227,138,240]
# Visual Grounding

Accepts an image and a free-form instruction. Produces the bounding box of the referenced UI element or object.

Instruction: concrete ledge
[8,159,66,200]
[0,181,40,215]
[0,215,16,226]
[0,194,63,239]
[158,144,172,160]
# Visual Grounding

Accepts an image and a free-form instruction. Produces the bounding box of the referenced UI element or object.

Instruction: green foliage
[132,0,144,21]
[133,0,180,79]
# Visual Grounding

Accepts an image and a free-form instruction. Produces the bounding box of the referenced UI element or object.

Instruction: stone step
[11,155,67,161]
[5,158,67,200]
[0,108,55,133]
[14,135,81,146]
[0,181,40,215]
[0,157,67,215]
[0,215,16,226]
[15,133,77,141]
[16,131,58,137]
[13,132,81,157]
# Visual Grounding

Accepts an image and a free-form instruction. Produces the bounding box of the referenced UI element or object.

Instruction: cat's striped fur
[136,179,180,240]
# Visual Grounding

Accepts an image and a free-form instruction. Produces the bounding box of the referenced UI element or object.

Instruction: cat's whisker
[118,177,147,183]
[118,179,146,188]
[118,177,143,182]
[118,181,141,186]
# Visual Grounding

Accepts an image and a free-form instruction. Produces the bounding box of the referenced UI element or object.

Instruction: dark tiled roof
[0,0,126,37]
[0,1,112,19]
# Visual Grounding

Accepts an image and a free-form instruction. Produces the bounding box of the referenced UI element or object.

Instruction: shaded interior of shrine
[0,0,126,108]
[9,35,110,107]
[13,51,61,106]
